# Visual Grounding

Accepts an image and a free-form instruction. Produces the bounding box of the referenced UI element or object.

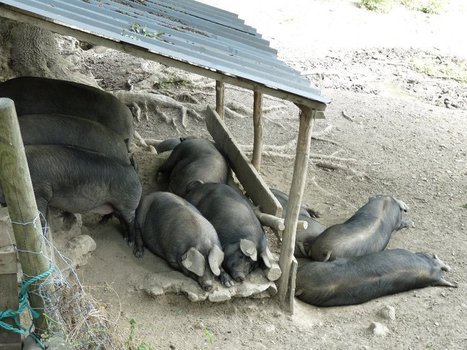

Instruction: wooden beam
[254,207,308,232]
[277,106,316,312]
[252,91,263,170]
[0,7,328,112]
[215,81,225,120]
[0,98,50,335]
[206,106,282,217]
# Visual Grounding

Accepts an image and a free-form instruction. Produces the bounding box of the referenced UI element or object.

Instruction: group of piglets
[0,77,141,245]
[134,137,274,291]
[275,191,457,306]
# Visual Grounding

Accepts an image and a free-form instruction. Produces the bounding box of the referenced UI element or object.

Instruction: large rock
[142,268,277,302]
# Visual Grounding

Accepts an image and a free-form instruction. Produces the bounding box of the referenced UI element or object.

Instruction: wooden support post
[0,212,21,350]
[0,98,50,335]
[206,106,282,216]
[252,91,263,170]
[215,80,225,120]
[277,105,316,313]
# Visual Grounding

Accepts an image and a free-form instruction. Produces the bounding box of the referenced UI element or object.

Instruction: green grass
[359,0,444,14]
[360,0,395,12]
[154,75,193,90]
[125,319,155,350]
[412,57,467,83]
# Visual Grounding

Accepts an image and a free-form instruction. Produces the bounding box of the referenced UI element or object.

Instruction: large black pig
[295,249,457,307]
[0,76,134,146]
[157,138,230,197]
[310,195,411,261]
[185,182,273,283]
[0,145,141,247]
[19,114,131,164]
[135,191,225,291]
[271,188,326,258]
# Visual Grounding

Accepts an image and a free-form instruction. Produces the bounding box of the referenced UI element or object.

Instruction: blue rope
[0,264,54,349]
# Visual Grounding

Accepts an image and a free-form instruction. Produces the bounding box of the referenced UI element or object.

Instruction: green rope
[0,264,54,349]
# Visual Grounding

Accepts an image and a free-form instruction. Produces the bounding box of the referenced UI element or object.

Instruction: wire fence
[1,212,123,349]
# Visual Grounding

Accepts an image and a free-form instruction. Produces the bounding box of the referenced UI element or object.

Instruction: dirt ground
[70,1,467,349]
[2,0,466,349]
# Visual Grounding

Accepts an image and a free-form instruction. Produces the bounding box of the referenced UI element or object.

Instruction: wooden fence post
[215,80,225,119]
[252,91,263,170]
[0,209,21,350]
[0,98,50,335]
[277,105,315,312]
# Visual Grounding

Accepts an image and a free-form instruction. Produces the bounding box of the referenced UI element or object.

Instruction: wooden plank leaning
[205,105,282,217]
[0,98,50,335]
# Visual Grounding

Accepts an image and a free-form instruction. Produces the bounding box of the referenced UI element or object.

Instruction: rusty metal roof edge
[0,2,330,110]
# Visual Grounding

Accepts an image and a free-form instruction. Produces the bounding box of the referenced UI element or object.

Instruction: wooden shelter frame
[0,4,328,313]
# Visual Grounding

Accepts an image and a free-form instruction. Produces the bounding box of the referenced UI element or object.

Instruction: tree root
[240,142,368,179]
[113,90,204,129]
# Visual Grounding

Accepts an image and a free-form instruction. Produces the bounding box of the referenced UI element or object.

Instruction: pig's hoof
[61,212,77,231]
[126,239,135,248]
[133,246,144,258]
[220,272,235,288]
[202,282,214,292]
[99,214,113,225]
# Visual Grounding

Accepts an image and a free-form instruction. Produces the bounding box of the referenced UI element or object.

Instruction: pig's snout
[232,272,246,282]
[200,279,214,292]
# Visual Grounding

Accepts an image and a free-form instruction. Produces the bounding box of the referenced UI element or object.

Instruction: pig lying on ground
[19,114,132,165]
[270,188,326,258]
[295,248,457,307]
[0,76,134,146]
[135,191,225,291]
[185,182,273,284]
[310,195,411,261]
[0,145,141,247]
[157,138,230,197]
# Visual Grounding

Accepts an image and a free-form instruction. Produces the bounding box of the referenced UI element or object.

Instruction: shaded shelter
[0,0,329,312]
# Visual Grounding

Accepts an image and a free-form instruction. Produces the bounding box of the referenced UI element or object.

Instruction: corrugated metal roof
[0,0,329,109]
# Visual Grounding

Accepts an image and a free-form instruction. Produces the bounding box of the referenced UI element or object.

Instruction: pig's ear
[185,180,204,193]
[182,247,206,277]
[260,247,273,268]
[393,197,409,212]
[208,245,224,276]
[240,239,257,261]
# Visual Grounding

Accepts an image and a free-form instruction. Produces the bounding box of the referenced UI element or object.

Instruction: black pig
[310,195,411,261]
[135,191,225,291]
[185,182,273,283]
[271,188,326,258]
[0,76,134,146]
[19,114,131,164]
[296,249,457,307]
[157,138,230,197]
[0,145,141,247]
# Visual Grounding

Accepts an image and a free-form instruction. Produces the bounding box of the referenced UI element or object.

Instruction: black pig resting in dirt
[155,137,184,154]
[0,76,134,146]
[185,182,273,284]
[295,249,457,307]
[135,191,225,291]
[310,194,411,261]
[0,145,141,247]
[19,114,132,165]
[271,188,326,258]
[157,138,230,197]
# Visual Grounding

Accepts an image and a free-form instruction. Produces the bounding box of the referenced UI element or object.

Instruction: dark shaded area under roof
[0,0,329,111]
